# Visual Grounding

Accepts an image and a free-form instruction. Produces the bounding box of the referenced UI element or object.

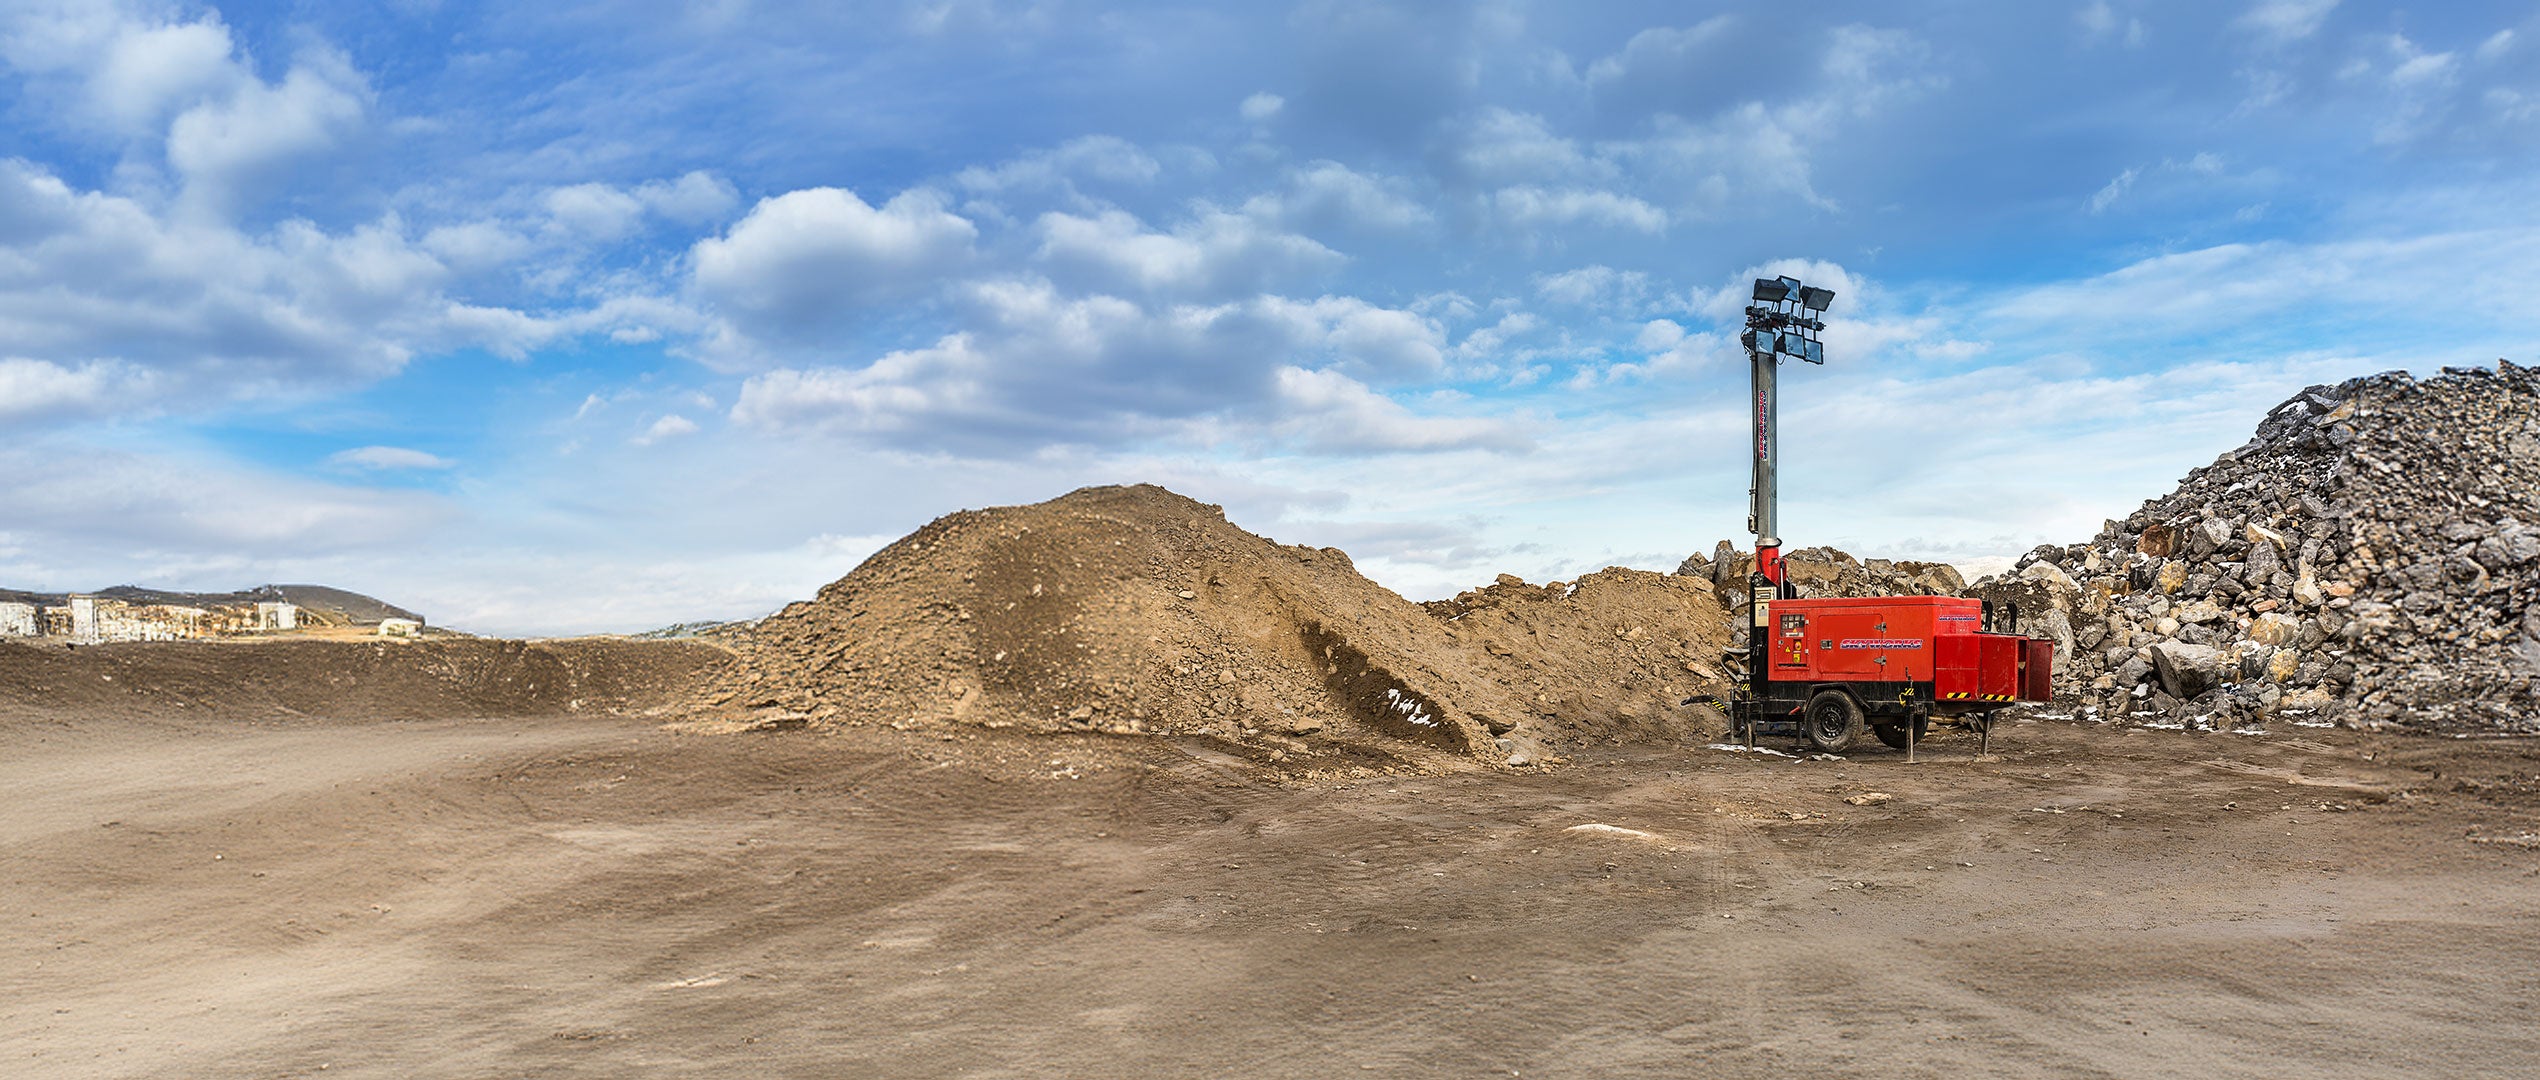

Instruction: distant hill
[0,584,423,626]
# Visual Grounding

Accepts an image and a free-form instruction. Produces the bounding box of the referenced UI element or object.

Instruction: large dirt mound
[0,637,732,724]
[1979,361,2540,732]
[1420,569,1738,747]
[708,485,1739,766]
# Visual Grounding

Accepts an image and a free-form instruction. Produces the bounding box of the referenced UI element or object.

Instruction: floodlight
[1798,339,1824,364]
[1751,277,1790,304]
[1798,286,1833,312]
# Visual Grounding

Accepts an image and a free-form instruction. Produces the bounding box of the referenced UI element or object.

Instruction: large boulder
[2150,641,2228,701]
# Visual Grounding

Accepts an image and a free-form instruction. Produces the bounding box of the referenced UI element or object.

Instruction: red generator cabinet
[1736,594,2053,751]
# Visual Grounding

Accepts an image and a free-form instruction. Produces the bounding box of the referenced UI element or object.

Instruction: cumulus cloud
[1490,186,1667,234]
[1266,367,1529,454]
[1242,161,1432,233]
[328,446,455,470]
[541,182,648,242]
[165,47,370,218]
[1240,92,1285,121]
[0,1,243,133]
[955,135,1161,193]
[1610,105,1831,217]
[0,159,550,404]
[0,357,151,421]
[421,220,534,271]
[1582,18,1739,94]
[1440,108,1606,187]
[728,278,1468,454]
[689,186,978,349]
[1032,206,1343,299]
[634,413,702,445]
[635,171,741,224]
[1534,265,1650,308]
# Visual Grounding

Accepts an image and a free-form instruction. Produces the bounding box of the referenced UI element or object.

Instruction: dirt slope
[708,484,1739,766]
[0,637,732,724]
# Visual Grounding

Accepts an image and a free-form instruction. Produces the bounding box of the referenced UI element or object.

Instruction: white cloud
[541,182,648,242]
[2076,1,2147,47]
[0,437,450,553]
[1608,103,1836,216]
[1984,228,2540,346]
[636,171,740,224]
[1584,19,1738,87]
[422,220,533,271]
[166,47,369,218]
[954,135,1161,192]
[689,186,978,349]
[1633,319,1685,351]
[0,2,241,133]
[1452,312,1542,363]
[1534,265,1650,308]
[329,446,455,470]
[2475,29,2516,64]
[1032,206,1343,299]
[1687,259,1866,325]
[2384,35,2459,89]
[1490,186,1667,234]
[2235,0,2336,46]
[1266,367,1529,454]
[1444,108,1606,187]
[0,357,150,420]
[1240,92,1285,121]
[0,159,550,404]
[635,414,702,445]
[2087,167,2139,214]
[88,16,239,130]
[728,280,1463,453]
[1243,161,1432,232]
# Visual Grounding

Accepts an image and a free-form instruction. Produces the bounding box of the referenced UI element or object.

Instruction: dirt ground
[7,701,2539,1078]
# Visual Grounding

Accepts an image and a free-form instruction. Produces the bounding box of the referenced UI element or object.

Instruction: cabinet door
[1770,609,1811,670]
[1814,611,1894,678]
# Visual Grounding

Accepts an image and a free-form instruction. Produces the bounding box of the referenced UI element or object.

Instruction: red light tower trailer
[1704,276,2053,753]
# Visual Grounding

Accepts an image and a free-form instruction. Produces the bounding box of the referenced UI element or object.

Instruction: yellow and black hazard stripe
[1941,692,2019,701]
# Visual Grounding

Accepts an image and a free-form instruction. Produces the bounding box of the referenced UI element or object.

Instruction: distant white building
[378,617,422,638]
[256,601,298,631]
[0,602,34,637]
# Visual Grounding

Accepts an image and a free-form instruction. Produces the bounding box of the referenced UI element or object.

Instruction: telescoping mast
[1703,275,2055,755]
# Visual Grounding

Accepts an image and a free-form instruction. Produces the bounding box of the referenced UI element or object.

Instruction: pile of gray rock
[1970,362,2540,733]
[1677,541,1966,600]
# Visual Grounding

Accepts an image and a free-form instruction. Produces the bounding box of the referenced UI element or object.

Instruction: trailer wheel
[1872,715,1928,750]
[1804,691,1863,753]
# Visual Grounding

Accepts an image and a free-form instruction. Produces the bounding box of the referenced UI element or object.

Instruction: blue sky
[2,0,2536,635]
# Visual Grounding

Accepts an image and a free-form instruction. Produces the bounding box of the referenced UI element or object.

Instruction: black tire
[1805,691,1864,753]
[1872,713,1931,750]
